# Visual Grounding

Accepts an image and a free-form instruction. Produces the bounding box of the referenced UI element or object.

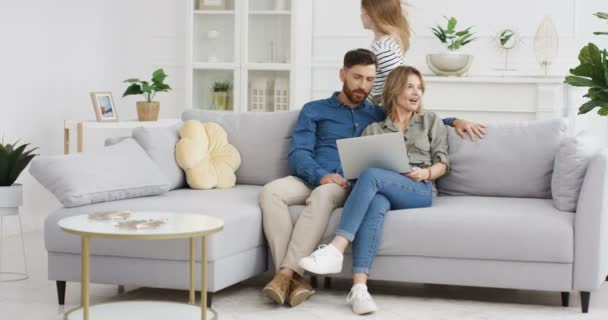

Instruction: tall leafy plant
[565,12,608,115]
[122,68,172,102]
[431,16,476,51]
[0,140,37,186]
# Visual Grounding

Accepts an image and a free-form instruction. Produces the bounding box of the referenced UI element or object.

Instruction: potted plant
[565,12,608,116]
[122,68,172,121]
[427,16,476,76]
[0,140,37,216]
[212,81,231,111]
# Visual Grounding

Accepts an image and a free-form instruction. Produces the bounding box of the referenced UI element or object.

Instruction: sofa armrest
[574,149,608,291]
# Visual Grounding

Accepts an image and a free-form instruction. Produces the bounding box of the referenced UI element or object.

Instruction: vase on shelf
[136,101,160,121]
[213,92,229,110]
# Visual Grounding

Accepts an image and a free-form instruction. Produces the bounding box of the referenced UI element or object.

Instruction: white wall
[0,0,187,234]
[310,0,607,143]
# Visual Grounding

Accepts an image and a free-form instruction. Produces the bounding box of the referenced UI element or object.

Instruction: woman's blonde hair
[382,66,425,119]
[361,0,411,53]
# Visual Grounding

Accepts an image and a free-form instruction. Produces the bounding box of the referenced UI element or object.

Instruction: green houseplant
[0,140,37,215]
[211,81,231,111]
[431,16,476,51]
[565,12,608,116]
[122,68,172,121]
[427,16,476,76]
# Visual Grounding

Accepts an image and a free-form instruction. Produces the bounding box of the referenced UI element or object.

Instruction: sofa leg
[207,292,213,308]
[56,281,66,305]
[580,291,590,313]
[310,275,318,289]
[324,277,332,289]
[561,292,569,307]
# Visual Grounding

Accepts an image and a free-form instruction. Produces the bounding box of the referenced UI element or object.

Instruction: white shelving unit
[186,0,310,112]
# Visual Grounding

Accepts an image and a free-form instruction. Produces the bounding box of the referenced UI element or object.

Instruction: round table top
[58,211,224,240]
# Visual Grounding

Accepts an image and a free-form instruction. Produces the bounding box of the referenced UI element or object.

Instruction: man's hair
[343,49,378,69]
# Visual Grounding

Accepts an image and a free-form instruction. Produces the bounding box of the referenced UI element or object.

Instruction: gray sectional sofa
[36,110,608,313]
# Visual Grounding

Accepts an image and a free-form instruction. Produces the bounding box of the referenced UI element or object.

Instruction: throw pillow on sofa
[181,110,298,186]
[29,138,171,208]
[175,120,241,189]
[436,119,567,198]
[552,131,601,212]
[132,125,186,190]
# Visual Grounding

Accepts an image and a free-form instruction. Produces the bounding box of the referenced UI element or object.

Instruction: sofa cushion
[182,110,298,186]
[30,138,170,208]
[436,119,567,198]
[45,186,265,262]
[132,125,186,190]
[552,131,600,212]
[176,120,241,189]
[290,196,573,263]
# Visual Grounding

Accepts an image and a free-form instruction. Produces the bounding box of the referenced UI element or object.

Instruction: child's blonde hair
[382,66,425,119]
[361,0,411,53]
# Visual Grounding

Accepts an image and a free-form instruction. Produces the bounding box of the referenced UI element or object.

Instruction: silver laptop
[337,132,411,180]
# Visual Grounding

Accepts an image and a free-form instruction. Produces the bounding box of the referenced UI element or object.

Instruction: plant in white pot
[122,68,172,121]
[427,16,476,76]
[0,140,37,216]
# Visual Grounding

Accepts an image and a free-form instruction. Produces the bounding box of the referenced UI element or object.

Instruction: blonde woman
[300,66,448,315]
[361,0,486,140]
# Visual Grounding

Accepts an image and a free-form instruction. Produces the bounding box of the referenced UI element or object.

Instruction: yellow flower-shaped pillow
[175,120,241,189]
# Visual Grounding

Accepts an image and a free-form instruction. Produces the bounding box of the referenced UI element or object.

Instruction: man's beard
[342,83,370,105]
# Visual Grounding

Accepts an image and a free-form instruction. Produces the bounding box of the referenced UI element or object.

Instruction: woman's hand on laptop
[320,173,350,189]
[404,167,429,182]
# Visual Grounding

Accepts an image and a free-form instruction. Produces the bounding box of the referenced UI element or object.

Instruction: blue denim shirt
[288,92,454,187]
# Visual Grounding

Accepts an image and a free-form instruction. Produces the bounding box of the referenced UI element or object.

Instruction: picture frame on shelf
[90,92,118,122]
[198,0,226,10]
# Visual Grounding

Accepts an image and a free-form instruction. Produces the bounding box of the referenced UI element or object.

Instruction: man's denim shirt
[288,92,454,187]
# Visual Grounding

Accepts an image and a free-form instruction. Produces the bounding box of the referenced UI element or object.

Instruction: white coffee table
[58,211,224,320]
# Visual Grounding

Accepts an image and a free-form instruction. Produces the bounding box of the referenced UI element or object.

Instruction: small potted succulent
[122,68,172,121]
[0,140,37,215]
[427,16,476,76]
[211,81,231,111]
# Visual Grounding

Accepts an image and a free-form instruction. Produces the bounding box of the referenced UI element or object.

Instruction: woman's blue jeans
[336,168,432,274]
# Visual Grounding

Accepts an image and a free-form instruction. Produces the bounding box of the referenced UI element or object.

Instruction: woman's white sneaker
[347,284,378,315]
[298,244,343,274]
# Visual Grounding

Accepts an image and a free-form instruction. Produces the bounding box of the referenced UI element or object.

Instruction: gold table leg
[81,236,90,320]
[201,236,207,320]
[189,237,195,304]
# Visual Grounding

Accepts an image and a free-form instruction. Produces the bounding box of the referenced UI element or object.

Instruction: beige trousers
[259,176,349,276]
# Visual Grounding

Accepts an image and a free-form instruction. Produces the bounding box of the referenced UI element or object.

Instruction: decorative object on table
[88,210,133,221]
[90,92,118,122]
[207,30,220,63]
[493,29,522,74]
[534,16,559,76]
[211,81,231,111]
[176,120,241,190]
[251,77,271,112]
[427,16,476,77]
[198,0,226,10]
[116,218,168,230]
[273,77,289,112]
[0,139,37,282]
[564,12,608,116]
[122,68,172,122]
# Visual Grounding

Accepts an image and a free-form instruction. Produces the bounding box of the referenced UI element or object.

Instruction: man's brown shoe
[263,273,292,305]
[288,274,315,307]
